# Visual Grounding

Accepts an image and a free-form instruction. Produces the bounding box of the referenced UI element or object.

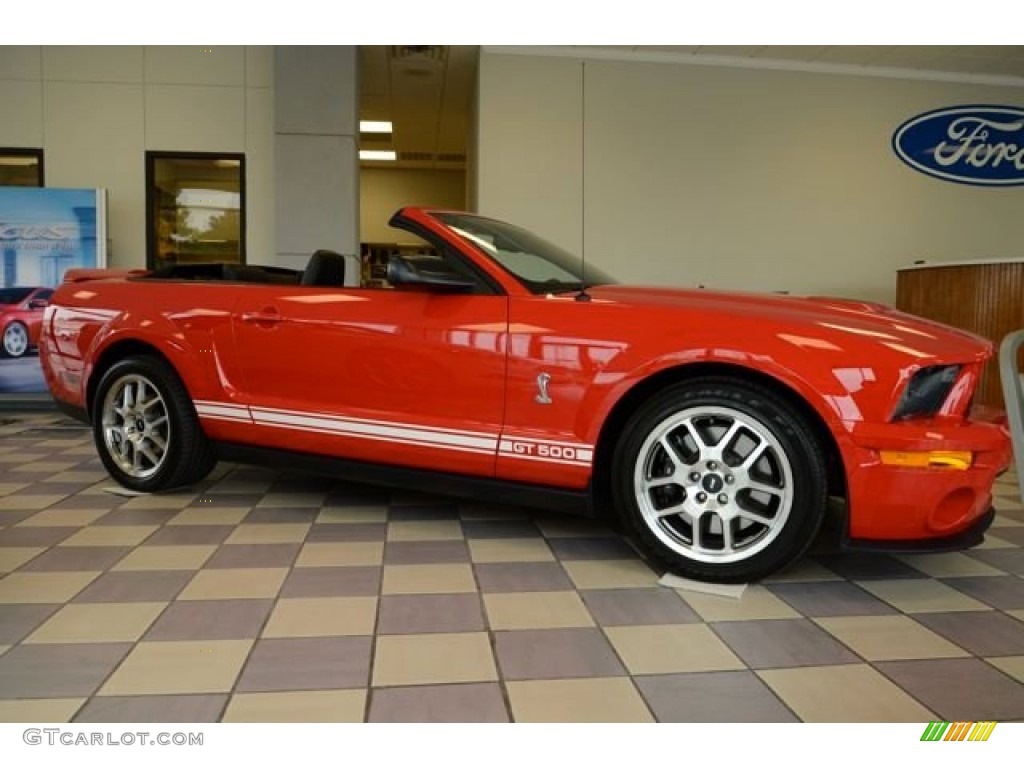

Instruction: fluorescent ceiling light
[360,120,393,133]
[359,150,397,161]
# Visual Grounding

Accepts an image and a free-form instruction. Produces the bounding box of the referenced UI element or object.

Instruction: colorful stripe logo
[920,721,997,742]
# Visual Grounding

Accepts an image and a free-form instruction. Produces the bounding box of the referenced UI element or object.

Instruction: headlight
[891,365,960,421]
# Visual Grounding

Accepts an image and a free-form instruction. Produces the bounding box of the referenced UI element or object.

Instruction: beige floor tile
[0,698,85,723]
[0,571,99,603]
[42,470,106,484]
[0,482,29,497]
[484,591,594,630]
[858,579,991,613]
[263,596,378,637]
[0,453,48,464]
[17,508,108,527]
[25,602,167,644]
[606,624,745,674]
[1008,610,1024,623]
[118,493,197,509]
[758,664,936,722]
[226,523,310,544]
[763,560,844,583]
[534,519,615,538]
[112,545,216,571]
[896,552,1003,577]
[382,564,476,595]
[61,525,158,547]
[815,615,970,661]
[223,689,366,722]
[974,535,1017,550]
[372,632,497,686]
[179,568,288,600]
[990,515,1023,528]
[9,461,78,473]
[0,494,67,510]
[296,542,384,567]
[257,492,325,508]
[100,639,253,695]
[0,645,9,657]
[469,538,555,563]
[679,585,801,621]
[988,656,1024,684]
[507,678,654,722]
[387,520,464,542]
[167,508,251,526]
[317,506,387,524]
[0,546,45,572]
[562,559,659,590]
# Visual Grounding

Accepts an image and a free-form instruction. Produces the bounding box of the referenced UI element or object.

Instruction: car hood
[586,285,992,362]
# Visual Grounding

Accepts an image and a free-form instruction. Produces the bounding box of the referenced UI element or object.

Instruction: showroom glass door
[230,285,509,478]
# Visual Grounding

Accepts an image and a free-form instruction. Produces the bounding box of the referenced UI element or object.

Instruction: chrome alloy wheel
[633,405,794,564]
[3,323,28,357]
[101,373,170,480]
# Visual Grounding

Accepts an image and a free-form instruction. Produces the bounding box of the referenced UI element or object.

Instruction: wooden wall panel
[896,262,1024,409]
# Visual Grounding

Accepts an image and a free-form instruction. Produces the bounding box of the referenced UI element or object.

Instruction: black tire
[2,321,29,358]
[612,376,828,583]
[91,355,216,492]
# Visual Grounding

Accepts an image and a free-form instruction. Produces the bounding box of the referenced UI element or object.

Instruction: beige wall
[478,50,1024,303]
[360,168,466,243]
[0,46,273,268]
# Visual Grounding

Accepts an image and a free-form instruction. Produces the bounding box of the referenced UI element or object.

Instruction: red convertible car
[38,208,1011,581]
[1,286,53,358]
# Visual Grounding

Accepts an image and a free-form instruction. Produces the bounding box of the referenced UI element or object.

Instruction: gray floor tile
[813,553,928,580]
[474,562,573,593]
[966,549,1024,576]
[243,508,318,524]
[73,570,192,603]
[495,628,625,679]
[548,537,639,561]
[987,527,1024,546]
[713,619,861,669]
[581,588,701,626]
[876,658,1024,720]
[0,510,46,526]
[19,546,133,572]
[306,523,388,542]
[145,525,235,546]
[913,611,1024,657]
[461,520,542,539]
[368,682,509,722]
[94,509,180,526]
[940,576,1024,610]
[383,541,470,564]
[0,643,132,698]
[636,671,798,722]
[0,526,79,547]
[191,495,265,508]
[237,636,372,691]
[46,496,123,510]
[74,694,227,723]
[280,566,381,597]
[204,544,301,569]
[0,603,61,644]
[767,581,899,617]
[145,599,274,640]
[377,594,485,634]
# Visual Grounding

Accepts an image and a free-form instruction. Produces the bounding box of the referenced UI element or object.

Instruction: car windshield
[433,212,617,295]
[0,288,33,305]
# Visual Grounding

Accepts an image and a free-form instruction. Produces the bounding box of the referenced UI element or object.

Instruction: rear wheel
[2,321,29,358]
[612,377,828,583]
[92,355,215,492]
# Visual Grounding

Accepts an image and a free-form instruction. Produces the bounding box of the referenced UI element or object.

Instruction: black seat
[301,250,346,287]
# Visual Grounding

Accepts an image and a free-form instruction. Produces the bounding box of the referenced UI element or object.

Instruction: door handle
[241,308,283,326]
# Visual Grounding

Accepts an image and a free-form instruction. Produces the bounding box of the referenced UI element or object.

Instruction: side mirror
[386,255,476,293]
[28,298,49,309]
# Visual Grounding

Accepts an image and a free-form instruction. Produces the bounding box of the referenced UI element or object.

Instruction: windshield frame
[0,287,34,306]
[431,212,618,296]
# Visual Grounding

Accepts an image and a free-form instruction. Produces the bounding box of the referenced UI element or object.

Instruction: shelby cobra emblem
[892,105,1024,186]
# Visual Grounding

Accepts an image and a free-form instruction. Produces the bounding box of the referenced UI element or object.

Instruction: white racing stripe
[192,399,593,467]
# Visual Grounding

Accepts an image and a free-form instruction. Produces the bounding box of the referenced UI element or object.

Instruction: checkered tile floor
[1,410,1023,722]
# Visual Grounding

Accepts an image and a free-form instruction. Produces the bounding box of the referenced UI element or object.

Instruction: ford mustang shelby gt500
[39,207,1011,582]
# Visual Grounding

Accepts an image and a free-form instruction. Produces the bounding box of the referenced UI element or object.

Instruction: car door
[229,253,509,478]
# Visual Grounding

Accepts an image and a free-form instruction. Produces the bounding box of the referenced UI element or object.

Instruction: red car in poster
[1,286,53,358]
[37,208,1011,581]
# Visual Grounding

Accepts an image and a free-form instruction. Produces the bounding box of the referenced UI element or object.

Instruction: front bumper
[845,505,995,553]
[842,417,1011,544]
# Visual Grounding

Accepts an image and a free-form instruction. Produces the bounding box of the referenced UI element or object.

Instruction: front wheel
[92,355,215,492]
[2,321,29,358]
[612,377,828,583]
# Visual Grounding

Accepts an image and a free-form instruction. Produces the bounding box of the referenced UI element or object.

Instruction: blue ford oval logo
[892,105,1024,186]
